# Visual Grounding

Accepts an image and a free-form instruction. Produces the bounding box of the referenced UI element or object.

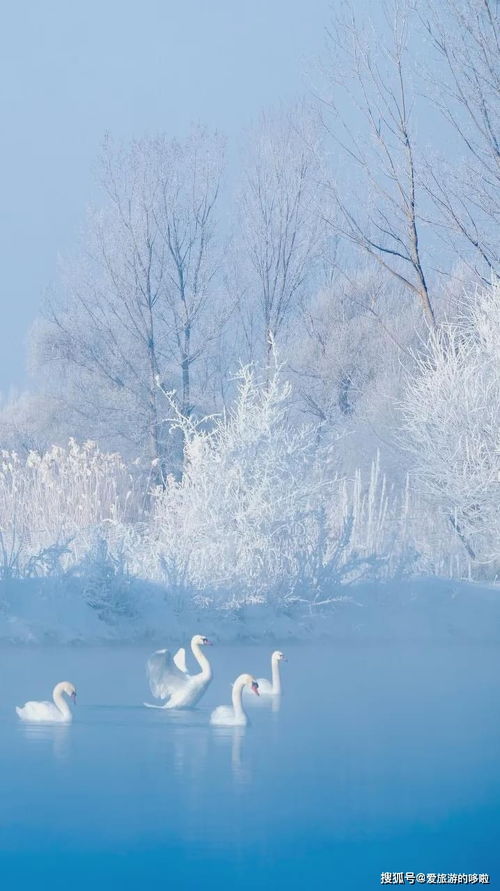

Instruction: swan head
[238,674,259,696]
[192,634,213,647]
[273,650,287,662]
[55,681,77,702]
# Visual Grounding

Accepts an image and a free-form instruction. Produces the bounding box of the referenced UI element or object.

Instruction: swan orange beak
[203,638,213,646]
[251,681,260,696]
[71,691,77,703]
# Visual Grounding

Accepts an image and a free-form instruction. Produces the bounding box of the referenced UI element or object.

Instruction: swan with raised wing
[145,634,213,709]
[210,674,259,726]
[16,682,77,723]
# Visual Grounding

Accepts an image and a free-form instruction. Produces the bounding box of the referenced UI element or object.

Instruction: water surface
[0,641,498,888]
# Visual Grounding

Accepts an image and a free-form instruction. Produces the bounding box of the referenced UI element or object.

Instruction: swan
[144,634,213,710]
[210,674,259,726]
[16,681,77,723]
[256,650,287,696]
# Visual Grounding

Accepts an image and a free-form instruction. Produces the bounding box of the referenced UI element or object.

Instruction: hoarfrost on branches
[150,363,335,601]
[402,279,500,564]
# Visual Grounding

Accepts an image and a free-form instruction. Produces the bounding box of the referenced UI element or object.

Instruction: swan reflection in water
[171,722,210,782]
[211,726,251,785]
[167,710,252,787]
[18,721,71,761]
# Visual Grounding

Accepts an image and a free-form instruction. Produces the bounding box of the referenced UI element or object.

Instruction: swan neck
[232,678,246,721]
[53,687,71,719]
[271,657,281,694]
[191,639,212,679]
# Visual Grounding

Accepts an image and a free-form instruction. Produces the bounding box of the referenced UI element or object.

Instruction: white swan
[256,650,287,696]
[210,674,259,726]
[144,634,213,709]
[16,681,77,723]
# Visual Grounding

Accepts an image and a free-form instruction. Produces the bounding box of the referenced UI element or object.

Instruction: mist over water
[0,641,498,888]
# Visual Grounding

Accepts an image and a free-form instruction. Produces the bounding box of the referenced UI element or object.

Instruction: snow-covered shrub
[150,365,338,603]
[331,453,469,582]
[75,536,137,624]
[330,454,411,582]
[147,365,467,606]
[0,440,133,577]
[402,280,500,566]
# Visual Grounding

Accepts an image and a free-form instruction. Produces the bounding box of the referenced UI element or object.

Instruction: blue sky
[0,0,330,393]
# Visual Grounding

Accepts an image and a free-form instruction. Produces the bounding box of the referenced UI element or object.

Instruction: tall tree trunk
[182,323,191,418]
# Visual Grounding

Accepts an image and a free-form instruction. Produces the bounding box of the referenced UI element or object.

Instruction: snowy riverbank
[1,576,499,645]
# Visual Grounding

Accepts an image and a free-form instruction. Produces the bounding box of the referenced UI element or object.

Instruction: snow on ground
[0,576,499,645]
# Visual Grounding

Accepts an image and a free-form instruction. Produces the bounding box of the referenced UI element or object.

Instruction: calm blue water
[0,641,499,889]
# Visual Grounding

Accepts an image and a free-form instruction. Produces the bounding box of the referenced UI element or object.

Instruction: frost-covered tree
[235,106,326,366]
[422,0,500,279]
[401,279,500,563]
[320,0,436,327]
[288,268,419,476]
[0,390,58,455]
[31,129,226,474]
